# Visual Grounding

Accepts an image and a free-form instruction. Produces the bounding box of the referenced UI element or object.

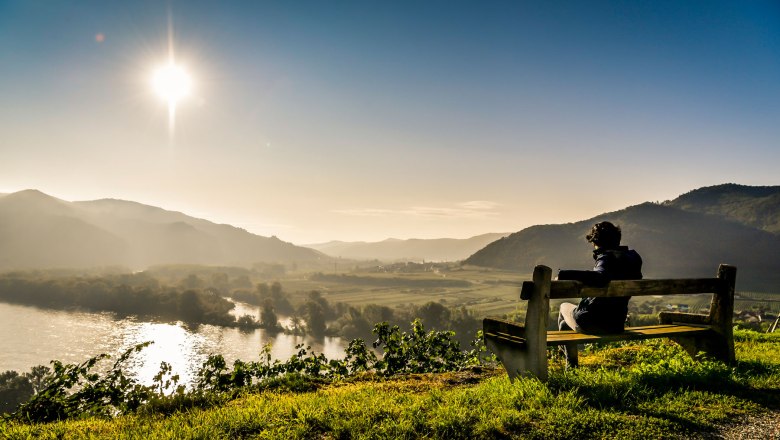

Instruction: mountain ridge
[0,190,326,270]
[664,183,780,234]
[306,233,510,262]
[464,184,780,291]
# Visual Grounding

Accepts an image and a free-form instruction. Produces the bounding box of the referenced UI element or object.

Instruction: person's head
[586,221,621,249]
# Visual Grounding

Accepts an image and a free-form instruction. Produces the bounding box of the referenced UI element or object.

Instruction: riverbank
[0,302,347,387]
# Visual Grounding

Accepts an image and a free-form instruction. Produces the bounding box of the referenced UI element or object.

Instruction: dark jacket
[557,246,643,333]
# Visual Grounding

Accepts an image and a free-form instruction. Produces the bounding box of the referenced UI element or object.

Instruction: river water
[0,301,347,387]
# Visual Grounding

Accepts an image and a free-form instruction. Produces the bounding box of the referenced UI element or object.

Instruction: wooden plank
[485,323,714,346]
[484,331,525,347]
[520,281,535,300]
[658,311,710,326]
[526,265,552,381]
[483,317,526,338]
[545,324,713,345]
[712,264,737,363]
[547,278,727,299]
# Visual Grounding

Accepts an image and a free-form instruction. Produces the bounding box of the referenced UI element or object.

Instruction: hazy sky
[1,1,778,244]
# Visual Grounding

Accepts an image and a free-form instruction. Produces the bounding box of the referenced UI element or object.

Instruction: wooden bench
[483,264,736,381]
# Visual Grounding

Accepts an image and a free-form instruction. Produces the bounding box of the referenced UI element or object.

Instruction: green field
[276,266,532,318]
[266,265,779,324]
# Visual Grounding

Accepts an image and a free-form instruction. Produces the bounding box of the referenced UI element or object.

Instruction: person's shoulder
[597,247,641,262]
[612,246,640,256]
[624,247,642,261]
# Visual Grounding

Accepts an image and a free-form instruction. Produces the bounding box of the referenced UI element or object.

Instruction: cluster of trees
[0,366,49,414]
[0,273,235,326]
[227,281,481,345]
[231,286,343,335]
[328,301,481,346]
[230,282,292,312]
[230,281,482,345]
[230,282,293,332]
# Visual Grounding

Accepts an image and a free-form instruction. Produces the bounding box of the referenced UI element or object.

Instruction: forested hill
[665,183,780,234]
[464,184,780,291]
[0,190,326,270]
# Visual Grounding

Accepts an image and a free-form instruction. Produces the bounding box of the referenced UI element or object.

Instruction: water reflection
[0,302,347,387]
[123,322,206,386]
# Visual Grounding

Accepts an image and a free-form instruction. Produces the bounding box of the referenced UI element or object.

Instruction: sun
[152,63,192,106]
[152,62,192,137]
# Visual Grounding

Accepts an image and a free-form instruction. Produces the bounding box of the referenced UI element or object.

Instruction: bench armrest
[519,281,535,300]
[483,317,527,338]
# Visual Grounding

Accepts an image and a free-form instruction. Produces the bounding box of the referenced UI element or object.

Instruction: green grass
[3,330,779,439]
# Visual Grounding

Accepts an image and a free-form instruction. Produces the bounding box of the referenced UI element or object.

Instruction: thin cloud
[334,201,501,219]
[333,208,395,217]
[458,200,501,211]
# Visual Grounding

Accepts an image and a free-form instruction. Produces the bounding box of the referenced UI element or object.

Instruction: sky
[1,1,779,244]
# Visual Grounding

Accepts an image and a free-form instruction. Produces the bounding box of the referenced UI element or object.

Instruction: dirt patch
[695,410,780,440]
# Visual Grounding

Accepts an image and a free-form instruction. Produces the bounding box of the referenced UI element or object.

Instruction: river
[0,301,348,387]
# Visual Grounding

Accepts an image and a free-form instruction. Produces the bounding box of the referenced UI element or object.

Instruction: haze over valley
[2,184,779,291]
[0,189,324,270]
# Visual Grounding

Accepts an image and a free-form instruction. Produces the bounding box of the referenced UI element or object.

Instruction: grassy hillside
[2,330,778,439]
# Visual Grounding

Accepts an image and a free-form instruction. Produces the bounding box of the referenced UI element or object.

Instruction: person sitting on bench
[557,221,643,367]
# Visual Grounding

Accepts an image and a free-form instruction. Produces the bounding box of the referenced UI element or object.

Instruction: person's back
[558,245,642,333]
[557,221,642,366]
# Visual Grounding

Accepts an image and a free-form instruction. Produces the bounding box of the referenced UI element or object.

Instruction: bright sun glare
[152,62,192,137]
[153,63,192,105]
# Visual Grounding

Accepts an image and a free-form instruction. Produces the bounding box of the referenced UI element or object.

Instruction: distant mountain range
[306,233,510,262]
[464,184,780,291]
[0,190,325,270]
[4,184,779,288]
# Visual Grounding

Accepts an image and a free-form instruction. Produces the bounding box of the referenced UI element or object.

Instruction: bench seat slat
[545,324,713,345]
[485,324,714,347]
[484,332,525,347]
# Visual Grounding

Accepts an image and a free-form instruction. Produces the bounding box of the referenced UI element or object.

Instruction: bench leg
[562,342,579,368]
[483,265,552,382]
[484,336,546,381]
[666,333,732,364]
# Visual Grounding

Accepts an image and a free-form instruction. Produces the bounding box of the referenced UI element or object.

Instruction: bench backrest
[521,276,731,300]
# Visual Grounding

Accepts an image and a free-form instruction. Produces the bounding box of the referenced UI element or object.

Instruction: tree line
[0,271,483,345]
[0,272,235,326]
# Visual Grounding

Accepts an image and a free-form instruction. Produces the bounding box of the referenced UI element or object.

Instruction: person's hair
[586,221,621,248]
